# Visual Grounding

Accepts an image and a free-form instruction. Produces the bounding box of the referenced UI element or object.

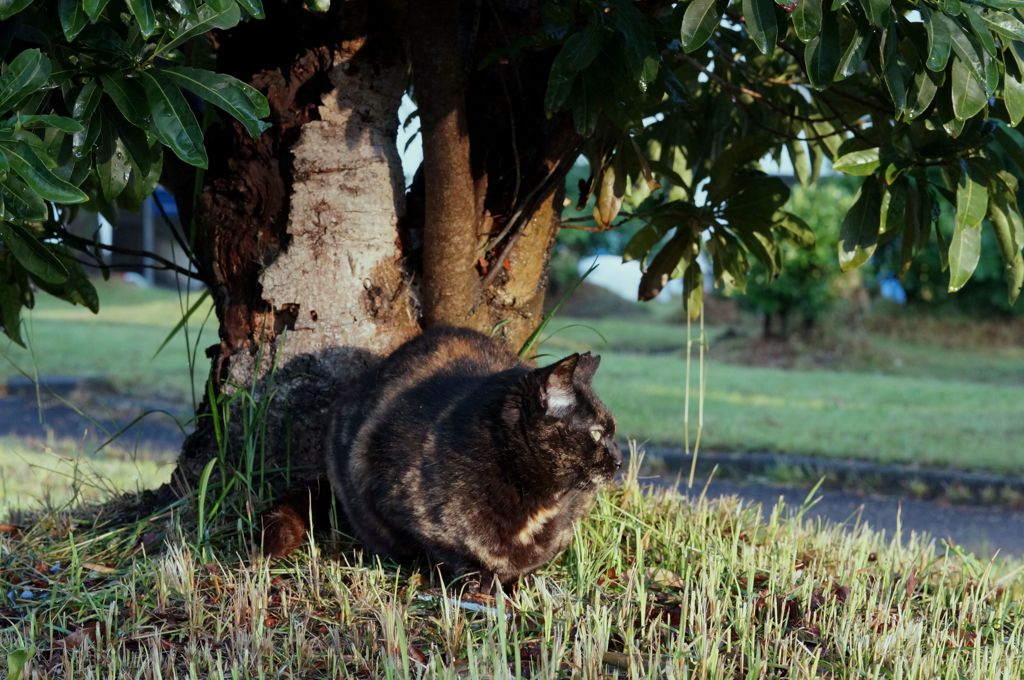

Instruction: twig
[58,230,198,279]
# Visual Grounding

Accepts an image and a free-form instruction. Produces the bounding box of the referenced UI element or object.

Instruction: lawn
[1,456,1021,678]
[540,317,1024,475]
[0,279,212,402]
[2,280,1023,474]
[0,438,173,517]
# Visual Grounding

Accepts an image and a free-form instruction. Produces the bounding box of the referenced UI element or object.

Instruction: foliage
[542,316,1024,472]
[884,206,1024,314]
[0,278,212,399]
[4,0,1024,343]
[1,452,1022,677]
[740,178,856,336]
[533,0,1024,316]
[0,0,268,345]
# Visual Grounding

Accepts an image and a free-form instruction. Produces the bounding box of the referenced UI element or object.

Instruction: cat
[322,325,622,590]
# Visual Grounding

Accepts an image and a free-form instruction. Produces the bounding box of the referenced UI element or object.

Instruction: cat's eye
[590,429,602,442]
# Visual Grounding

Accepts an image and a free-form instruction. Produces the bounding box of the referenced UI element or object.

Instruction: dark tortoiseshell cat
[325,326,621,589]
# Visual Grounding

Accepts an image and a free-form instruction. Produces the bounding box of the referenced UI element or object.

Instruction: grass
[540,317,1024,475]
[0,278,212,402]
[2,281,1022,474]
[1,451,1022,678]
[0,437,173,517]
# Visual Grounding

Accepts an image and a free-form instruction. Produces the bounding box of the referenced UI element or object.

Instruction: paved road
[4,388,1024,558]
[645,474,1024,558]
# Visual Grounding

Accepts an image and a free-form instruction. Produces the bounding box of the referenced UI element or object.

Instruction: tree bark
[165,0,578,497]
[174,0,416,493]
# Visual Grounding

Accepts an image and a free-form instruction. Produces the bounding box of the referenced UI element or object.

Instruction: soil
[2,382,1022,558]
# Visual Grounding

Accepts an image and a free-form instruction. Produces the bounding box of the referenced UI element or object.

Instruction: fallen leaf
[59,622,107,650]
[646,568,686,590]
[82,562,117,575]
[408,644,427,665]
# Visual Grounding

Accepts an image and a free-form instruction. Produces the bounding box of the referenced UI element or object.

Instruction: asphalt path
[3,388,1023,557]
[645,473,1024,558]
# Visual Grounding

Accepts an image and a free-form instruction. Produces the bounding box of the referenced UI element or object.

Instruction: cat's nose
[609,444,623,471]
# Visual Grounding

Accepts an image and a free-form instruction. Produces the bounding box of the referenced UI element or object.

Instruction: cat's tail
[259,477,336,557]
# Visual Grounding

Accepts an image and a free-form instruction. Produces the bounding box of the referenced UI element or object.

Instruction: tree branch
[409,0,484,328]
[58,230,199,279]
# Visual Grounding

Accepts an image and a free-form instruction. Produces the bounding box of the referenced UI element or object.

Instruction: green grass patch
[0,438,173,516]
[0,279,212,401]
[539,320,1024,475]
[1,454,1021,677]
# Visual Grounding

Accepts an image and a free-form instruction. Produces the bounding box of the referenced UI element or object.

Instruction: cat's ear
[575,352,601,384]
[537,353,579,416]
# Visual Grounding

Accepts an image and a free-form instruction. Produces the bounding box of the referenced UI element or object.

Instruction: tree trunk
[167,0,576,498]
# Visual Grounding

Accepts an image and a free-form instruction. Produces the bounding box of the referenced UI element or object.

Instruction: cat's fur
[324,326,621,588]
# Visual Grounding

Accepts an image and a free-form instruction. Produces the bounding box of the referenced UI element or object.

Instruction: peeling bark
[175,1,415,492]
[165,0,580,497]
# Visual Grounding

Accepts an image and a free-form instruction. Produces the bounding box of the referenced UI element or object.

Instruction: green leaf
[31,250,99,311]
[0,270,26,346]
[162,2,240,54]
[0,176,47,221]
[96,118,130,201]
[571,71,599,136]
[988,187,1024,304]
[962,6,997,57]
[838,175,882,271]
[139,71,207,168]
[161,66,270,137]
[897,178,922,277]
[235,0,263,18]
[4,646,33,680]
[787,139,812,186]
[58,0,88,41]
[924,7,952,71]
[1005,68,1024,126]
[0,221,69,283]
[773,210,816,247]
[4,114,82,133]
[793,0,822,42]
[879,176,909,236]
[951,56,987,120]
[837,24,872,79]
[681,0,726,53]
[944,14,986,85]
[743,0,778,54]
[622,224,662,263]
[857,0,889,27]
[907,67,941,120]
[638,229,692,301]
[119,133,162,209]
[880,28,910,117]
[955,159,988,230]
[804,10,839,89]
[71,80,102,157]
[0,0,35,20]
[832,147,880,175]
[83,0,112,20]
[979,9,1024,41]
[723,176,790,228]
[126,0,157,37]
[947,218,982,291]
[0,140,88,203]
[562,22,603,72]
[99,75,150,128]
[544,40,580,113]
[0,49,51,114]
